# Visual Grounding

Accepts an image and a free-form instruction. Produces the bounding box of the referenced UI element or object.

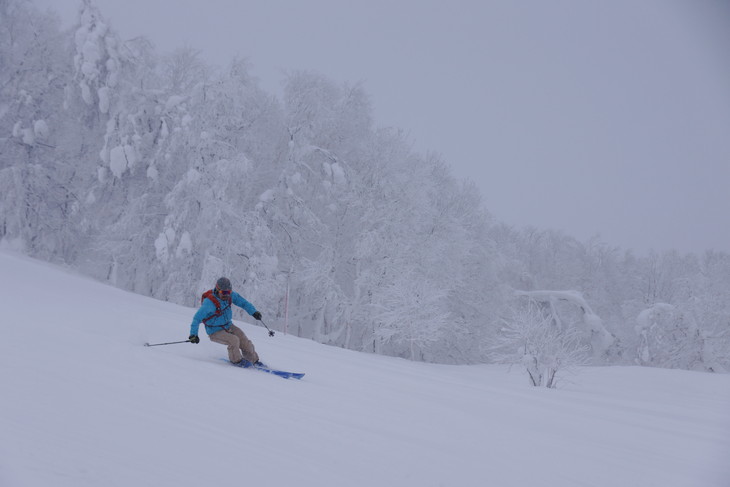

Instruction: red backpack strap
[201,289,221,309]
[201,290,222,324]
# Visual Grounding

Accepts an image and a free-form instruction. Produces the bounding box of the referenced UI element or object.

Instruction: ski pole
[144,339,192,347]
[260,319,275,337]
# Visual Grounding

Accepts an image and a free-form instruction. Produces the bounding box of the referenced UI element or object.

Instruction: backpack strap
[200,290,232,329]
[201,290,220,311]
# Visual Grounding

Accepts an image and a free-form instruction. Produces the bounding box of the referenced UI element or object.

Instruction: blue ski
[220,358,304,380]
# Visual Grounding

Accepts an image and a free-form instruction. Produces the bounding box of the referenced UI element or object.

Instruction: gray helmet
[215,277,232,292]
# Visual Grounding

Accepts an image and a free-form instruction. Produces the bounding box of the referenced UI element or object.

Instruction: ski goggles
[217,288,231,297]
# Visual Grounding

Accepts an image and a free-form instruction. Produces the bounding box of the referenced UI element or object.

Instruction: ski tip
[143,342,150,347]
[277,371,305,380]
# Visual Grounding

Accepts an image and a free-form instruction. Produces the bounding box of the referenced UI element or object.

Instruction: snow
[79,80,93,104]
[146,164,159,181]
[108,145,127,177]
[109,144,136,178]
[175,231,192,258]
[154,232,169,262]
[33,119,49,139]
[1,250,729,487]
[12,121,22,137]
[0,237,24,252]
[165,95,186,110]
[259,188,275,202]
[96,166,108,184]
[636,303,677,331]
[97,86,110,114]
[105,57,119,88]
[21,127,34,145]
[159,118,169,139]
[331,162,346,185]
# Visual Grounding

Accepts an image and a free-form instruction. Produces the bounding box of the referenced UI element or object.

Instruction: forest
[1,0,728,376]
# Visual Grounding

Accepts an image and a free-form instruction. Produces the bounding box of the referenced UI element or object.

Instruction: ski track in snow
[1,250,729,487]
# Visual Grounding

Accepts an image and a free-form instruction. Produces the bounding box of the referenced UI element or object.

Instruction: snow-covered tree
[374,272,450,361]
[0,0,81,260]
[491,299,589,388]
[635,303,704,370]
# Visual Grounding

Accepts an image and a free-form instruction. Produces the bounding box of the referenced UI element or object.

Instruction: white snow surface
[1,250,729,487]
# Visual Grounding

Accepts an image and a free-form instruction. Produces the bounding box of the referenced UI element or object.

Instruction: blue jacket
[190,291,258,336]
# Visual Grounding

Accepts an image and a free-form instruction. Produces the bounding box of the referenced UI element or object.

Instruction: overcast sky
[35,0,730,255]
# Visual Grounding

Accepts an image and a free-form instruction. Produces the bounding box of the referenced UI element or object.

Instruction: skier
[188,277,264,366]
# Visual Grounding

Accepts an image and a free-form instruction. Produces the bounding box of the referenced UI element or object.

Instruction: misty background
[34,0,730,255]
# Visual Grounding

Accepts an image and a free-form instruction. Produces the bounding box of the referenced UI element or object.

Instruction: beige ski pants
[209,323,259,364]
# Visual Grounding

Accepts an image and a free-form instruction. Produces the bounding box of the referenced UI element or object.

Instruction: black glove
[188,334,200,344]
[252,311,262,321]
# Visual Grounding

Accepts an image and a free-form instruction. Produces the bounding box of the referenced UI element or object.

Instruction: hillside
[1,250,729,487]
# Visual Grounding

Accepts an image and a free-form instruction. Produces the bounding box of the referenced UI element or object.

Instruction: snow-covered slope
[1,250,729,487]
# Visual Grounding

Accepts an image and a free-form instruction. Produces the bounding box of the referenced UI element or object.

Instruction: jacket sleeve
[190,300,216,336]
[231,291,257,316]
